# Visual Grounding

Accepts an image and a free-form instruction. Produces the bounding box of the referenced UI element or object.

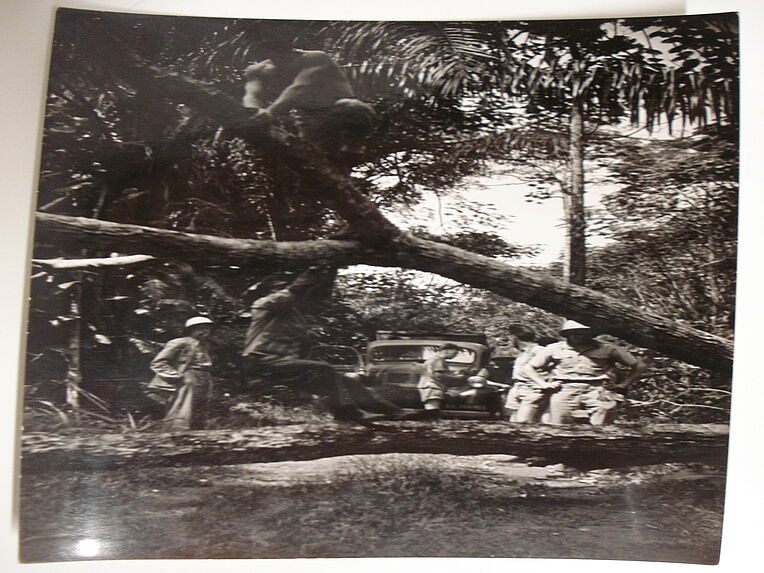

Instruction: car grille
[379,371,417,385]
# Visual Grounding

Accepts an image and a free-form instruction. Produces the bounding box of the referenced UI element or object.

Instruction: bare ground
[19,452,725,564]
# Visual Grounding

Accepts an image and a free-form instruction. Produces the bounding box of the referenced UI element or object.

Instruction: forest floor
[19,451,725,564]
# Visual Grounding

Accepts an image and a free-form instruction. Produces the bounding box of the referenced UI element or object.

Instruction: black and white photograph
[4,0,755,568]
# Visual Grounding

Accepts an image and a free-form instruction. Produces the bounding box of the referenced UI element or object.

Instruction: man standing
[146,316,214,431]
[241,265,401,423]
[417,343,470,419]
[503,325,556,423]
[523,320,647,425]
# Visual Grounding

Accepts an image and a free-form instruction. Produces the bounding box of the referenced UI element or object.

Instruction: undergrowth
[22,391,332,434]
[633,474,725,542]
[258,457,537,556]
[253,458,726,558]
[20,454,727,562]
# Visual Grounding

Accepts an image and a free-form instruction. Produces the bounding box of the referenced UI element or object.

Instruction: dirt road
[19,453,724,563]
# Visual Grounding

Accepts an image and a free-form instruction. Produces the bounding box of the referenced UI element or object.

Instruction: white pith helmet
[185,316,213,330]
[559,319,592,335]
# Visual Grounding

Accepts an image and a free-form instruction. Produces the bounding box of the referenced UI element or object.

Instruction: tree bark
[565,99,587,285]
[34,212,734,373]
[20,422,729,473]
[34,212,375,270]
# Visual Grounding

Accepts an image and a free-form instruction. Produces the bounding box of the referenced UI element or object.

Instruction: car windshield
[370,345,477,364]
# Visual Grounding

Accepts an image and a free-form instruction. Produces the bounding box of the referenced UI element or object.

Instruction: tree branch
[32,254,155,270]
[34,213,377,271]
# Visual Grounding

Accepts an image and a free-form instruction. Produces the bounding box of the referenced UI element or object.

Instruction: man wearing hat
[146,316,214,431]
[523,320,647,425]
[241,265,402,423]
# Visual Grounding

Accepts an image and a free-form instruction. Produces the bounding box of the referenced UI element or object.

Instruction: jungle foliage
[26,10,737,427]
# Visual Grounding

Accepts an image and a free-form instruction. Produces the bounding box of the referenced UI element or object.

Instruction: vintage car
[312,332,511,417]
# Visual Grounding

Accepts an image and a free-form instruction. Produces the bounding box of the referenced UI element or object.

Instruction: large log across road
[21,422,729,474]
[36,213,734,373]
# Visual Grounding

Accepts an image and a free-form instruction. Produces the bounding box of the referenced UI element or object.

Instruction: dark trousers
[241,353,400,417]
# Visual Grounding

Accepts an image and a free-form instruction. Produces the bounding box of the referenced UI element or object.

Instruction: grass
[630,472,725,543]
[189,456,723,561]
[22,391,333,434]
[184,455,539,558]
[20,454,726,563]
[210,397,329,428]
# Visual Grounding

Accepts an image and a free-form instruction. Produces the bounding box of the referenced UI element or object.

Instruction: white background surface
[1,1,761,572]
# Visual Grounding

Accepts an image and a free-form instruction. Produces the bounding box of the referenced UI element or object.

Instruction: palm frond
[325,22,509,99]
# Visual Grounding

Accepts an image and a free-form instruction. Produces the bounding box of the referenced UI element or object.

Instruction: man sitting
[416,343,470,419]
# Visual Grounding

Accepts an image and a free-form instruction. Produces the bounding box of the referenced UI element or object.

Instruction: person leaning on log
[145,316,215,431]
[240,265,403,424]
[503,324,556,423]
[417,343,473,420]
[523,320,647,425]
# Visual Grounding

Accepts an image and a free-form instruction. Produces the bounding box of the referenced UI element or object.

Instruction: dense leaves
[324,16,738,285]
[321,268,561,353]
[590,133,737,337]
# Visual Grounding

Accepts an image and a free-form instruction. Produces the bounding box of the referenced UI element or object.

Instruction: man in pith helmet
[146,316,215,430]
[523,320,647,425]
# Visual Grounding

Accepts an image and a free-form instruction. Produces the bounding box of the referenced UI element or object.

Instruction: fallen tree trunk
[35,213,734,373]
[21,422,728,473]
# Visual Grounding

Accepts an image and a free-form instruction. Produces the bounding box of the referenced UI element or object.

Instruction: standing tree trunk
[565,98,587,286]
[703,188,723,333]
[64,273,82,411]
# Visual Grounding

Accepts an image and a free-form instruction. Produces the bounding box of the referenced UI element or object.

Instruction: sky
[382,117,693,268]
[384,169,614,267]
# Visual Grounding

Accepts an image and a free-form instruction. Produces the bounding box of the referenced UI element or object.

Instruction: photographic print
[19,7,737,564]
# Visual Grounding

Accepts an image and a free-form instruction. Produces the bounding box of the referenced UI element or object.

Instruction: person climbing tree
[242,38,376,170]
